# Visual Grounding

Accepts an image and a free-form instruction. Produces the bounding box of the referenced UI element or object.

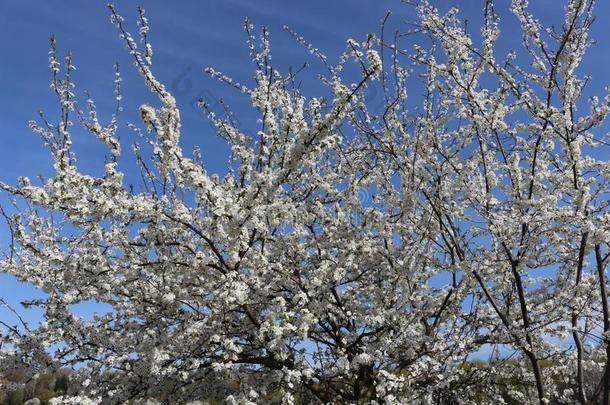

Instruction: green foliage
[0,370,71,405]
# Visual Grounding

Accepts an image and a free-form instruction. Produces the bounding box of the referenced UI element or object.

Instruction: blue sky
[1,0,609,331]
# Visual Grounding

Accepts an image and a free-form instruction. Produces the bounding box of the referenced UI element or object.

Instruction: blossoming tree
[1,0,610,403]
